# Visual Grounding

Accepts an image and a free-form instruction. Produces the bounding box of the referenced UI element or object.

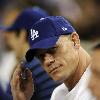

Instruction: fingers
[11,62,33,91]
[19,68,33,91]
[10,62,34,100]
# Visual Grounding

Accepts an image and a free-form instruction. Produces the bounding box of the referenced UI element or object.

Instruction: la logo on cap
[30,29,39,41]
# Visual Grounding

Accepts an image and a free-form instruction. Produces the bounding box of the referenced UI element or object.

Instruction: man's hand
[10,64,34,100]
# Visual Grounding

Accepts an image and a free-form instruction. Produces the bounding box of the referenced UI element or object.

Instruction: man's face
[35,35,79,82]
[89,49,100,100]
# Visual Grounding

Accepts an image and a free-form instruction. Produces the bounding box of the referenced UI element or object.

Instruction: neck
[16,42,29,61]
[64,47,91,91]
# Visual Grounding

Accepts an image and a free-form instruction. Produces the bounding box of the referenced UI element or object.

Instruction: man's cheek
[43,66,48,72]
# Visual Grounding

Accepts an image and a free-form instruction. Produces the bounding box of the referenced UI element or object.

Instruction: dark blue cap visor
[26,36,60,62]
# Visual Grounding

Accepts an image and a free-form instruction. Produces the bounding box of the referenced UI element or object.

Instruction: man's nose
[44,53,55,67]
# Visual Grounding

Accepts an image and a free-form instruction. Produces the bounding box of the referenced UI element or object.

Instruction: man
[3,8,59,100]
[89,43,100,100]
[0,26,14,100]
[11,16,96,100]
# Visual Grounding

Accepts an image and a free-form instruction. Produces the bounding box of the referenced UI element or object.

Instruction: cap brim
[26,36,60,62]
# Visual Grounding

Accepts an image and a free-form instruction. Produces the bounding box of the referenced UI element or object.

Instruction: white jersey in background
[0,52,16,92]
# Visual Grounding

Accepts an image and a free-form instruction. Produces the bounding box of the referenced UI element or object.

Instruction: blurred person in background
[49,0,100,40]
[74,0,100,40]
[1,7,59,100]
[0,25,16,99]
[0,26,6,61]
[89,43,100,100]
[0,26,14,100]
[52,0,82,23]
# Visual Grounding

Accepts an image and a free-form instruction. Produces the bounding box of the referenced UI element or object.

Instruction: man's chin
[51,75,66,84]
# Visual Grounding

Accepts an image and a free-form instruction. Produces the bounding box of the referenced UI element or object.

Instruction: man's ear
[20,29,27,42]
[71,32,80,49]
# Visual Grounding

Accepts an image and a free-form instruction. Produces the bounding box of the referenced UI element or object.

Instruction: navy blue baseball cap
[5,7,48,31]
[26,16,76,62]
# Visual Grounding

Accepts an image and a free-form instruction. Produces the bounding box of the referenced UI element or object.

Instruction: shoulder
[73,67,96,100]
[51,83,68,100]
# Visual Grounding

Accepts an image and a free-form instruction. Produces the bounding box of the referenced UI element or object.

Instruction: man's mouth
[49,65,63,74]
